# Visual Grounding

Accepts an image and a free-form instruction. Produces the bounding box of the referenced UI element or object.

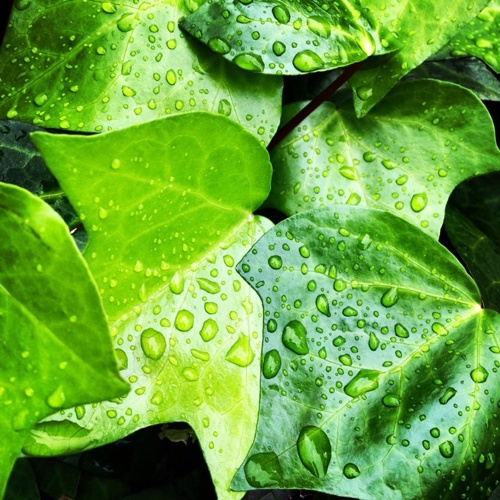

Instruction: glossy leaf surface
[267,80,500,238]
[232,205,500,499]
[0,183,128,496]
[180,0,398,75]
[27,113,273,499]
[350,0,490,116]
[437,0,500,73]
[0,0,282,143]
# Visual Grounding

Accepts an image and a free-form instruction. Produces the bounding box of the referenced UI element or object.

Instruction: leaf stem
[267,61,363,152]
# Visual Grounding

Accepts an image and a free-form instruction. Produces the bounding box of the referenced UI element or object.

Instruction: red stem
[267,61,363,152]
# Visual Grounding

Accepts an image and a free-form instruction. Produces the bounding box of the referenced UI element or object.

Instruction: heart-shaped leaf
[267,79,500,238]
[232,205,500,499]
[0,0,282,143]
[349,0,490,116]
[180,0,399,75]
[0,183,128,496]
[26,112,273,499]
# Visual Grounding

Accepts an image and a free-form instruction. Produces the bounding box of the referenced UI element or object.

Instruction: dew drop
[439,440,454,458]
[342,306,358,317]
[111,158,121,169]
[268,255,283,270]
[244,452,282,488]
[356,86,372,101]
[263,349,281,379]
[339,354,352,366]
[316,294,330,317]
[344,369,380,397]
[122,85,136,97]
[282,320,309,354]
[114,348,128,370]
[410,193,428,212]
[34,93,48,107]
[208,37,231,54]
[363,151,376,162]
[225,334,255,367]
[75,405,86,420]
[272,41,286,56]
[140,328,166,360]
[382,159,397,170]
[395,323,409,338]
[233,53,265,72]
[47,385,66,409]
[218,98,231,117]
[293,50,325,72]
[306,16,331,39]
[369,332,379,351]
[470,365,489,383]
[117,12,138,32]
[196,277,220,294]
[296,426,332,477]
[174,309,194,332]
[199,318,218,342]
[432,322,448,336]
[381,287,398,307]
[439,387,457,405]
[339,166,359,180]
[272,5,290,23]
[382,394,400,407]
[343,462,360,479]
[182,367,199,381]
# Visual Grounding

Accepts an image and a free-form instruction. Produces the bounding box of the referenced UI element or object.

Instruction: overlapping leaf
[267,79,500,238]
[180,0,399,75]
[0,183,128,497]
[349,0,490,116]
[436,0,500,73]
[232,205,500,499]
[26,112,273,499]
[445,172,500,311]
[0,0,282,143]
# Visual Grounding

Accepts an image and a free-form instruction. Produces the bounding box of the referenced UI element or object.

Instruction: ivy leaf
[445,172,500,311]
[0,183,128,497]
[232,205,500,499]
[350,0,490,116]
[405,58,500,101]
[435,0,500,73]
[0,0,282,143]
[179,0,399,75]
[267,79,500,238]
[26,113,273,499]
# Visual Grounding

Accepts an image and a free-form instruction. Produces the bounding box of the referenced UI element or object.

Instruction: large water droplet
[339,354,352,366]
[175,309,194,332]
[395,323,409,338]
[225,334,255,367]
[381,287,398,307]
[342,306,358,317]
[343,462,360,479]
[140,328,166,360]
[316,294,330,317]
[282,320,309,354]
[196,277,220,294]
[117,12,138,32]
[369,332,379,351]
[268,255,283,270]
[47,385,66,409]
[410,193,428,212]
[244,452,282,487]
[293,50,325,72]
[272,5,290,23]
[208,37,231,54]
[34,93,48,107]
[272,41,286,56]
[344,369,380,397]
[114,348,128,370]
[296,426,331,477]
[439,440,454,458]
[470,365,489,383]
[339,166,359,180]
[233,53,265,72]
[439,387,457,405]
[382,394,400,407]
[307,16,331,38]
[263,350,281,379]
[200,318,218,342]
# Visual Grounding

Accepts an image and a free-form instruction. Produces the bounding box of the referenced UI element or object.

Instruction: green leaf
[232,205,500,499]
[0,183,128,496]
[179,0,399,75]
[445,172,500,311]
[26,113,274,499]
[436,0,500,73]
[267,79,500,238]
[350,0,490,116]
[0,0,282,144]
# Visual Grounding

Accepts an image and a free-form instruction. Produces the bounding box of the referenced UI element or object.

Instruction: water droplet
[381,287,398,307]
[307,16,331,38]
[268,255,283,270]
[344,369,380,397]
[339,166,359,180]
[140,328,166,360]
[75,405,86,420]
[114,348,128,370]
[297,426,331,477]
[182,367,199,381]
[439,440,454,458]
[316,294,330,317]
[233,53,265,72]
[151,391,163,405]
[293,50,325,72]
[111,158,121,169]
[47,385,66,408]
[343,462,360,479]
[342,306,358,317]
[432,322,448,336]
[34,93,48,107]
[430,427,440,438]
[272,41,286,56]
[218,98,231,117]
[410,193,428,212]
[244,452,282,488]
[272,5,290,23]
[363,151,376,162]
[439,387,457,405]
[339,354,352,366]
[382,159,397,170]
[169,271,185,294]
[282,320,309,355]
[356,86,372,101]
[102,1,116,13]
[395,323,409,338]
[369,332,379,351]
[382,394,400,407]
[117,12,138,32]
[200,318,218,342]
[333,335,346,347]
[122,85,136,97]
[470,365,489,383]
[319,347,327,359]
[263,349,281,379]
[208,37,230,54]
[225,334,255,367]
[175,309,194,332]
[196,277,220,294]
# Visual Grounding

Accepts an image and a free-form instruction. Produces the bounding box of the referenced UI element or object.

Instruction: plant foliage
[0,0,499,498]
